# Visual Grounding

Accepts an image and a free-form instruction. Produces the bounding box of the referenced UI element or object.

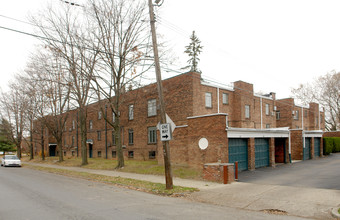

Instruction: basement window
[112,151,116,158]
[128,151,134,158]
[149,151,156,159]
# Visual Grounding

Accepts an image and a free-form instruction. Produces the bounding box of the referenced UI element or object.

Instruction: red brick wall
[290,129,303,160]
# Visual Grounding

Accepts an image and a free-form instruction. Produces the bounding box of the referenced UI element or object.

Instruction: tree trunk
[79,108,88,165]
[115,120,124,169]
[57,138,63,162]
[29,119,34,160]
[41,123,45,160]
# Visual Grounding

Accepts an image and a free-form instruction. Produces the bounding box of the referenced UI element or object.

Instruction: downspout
[301,107,303,130]
[260,97,263,129]
[289,130,292,163]
[217,87,220,113]
[319,108,321,130]
[302,130,305,160]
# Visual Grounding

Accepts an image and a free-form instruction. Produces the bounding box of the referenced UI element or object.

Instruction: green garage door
[314,138,321,157]
[255,138,269,168]
[303,138,311,160]
[228,138,248,171]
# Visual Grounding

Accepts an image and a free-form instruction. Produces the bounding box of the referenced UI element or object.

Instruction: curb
[331,207,340,219]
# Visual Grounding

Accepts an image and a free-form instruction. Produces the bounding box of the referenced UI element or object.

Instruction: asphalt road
[0,167,305,220]
[239,153,340,189]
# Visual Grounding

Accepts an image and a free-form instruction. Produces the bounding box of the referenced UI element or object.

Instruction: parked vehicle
[1,155,21,167]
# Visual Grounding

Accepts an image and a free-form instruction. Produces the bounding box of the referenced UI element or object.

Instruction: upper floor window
[265,104,270,115]
[112,112,116,123]
[89,120,93,130]
[245,105,250,119]
[129,104,134,120]
[148,127,157,144]
[294,110,299,120]
[205,92,212,108]
[98,111,102,120]
[128,129,134,145]
[72,120,76,130]
[276,111,280,120]
[112,131,116,145]
[97,131,101,141]
[222,93,229,105]
[148,99,157,117]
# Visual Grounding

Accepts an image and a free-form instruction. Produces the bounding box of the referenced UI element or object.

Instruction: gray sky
[1,0,340,99]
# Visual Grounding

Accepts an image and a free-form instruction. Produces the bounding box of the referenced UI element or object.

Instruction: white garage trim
[303,130,323,138]
[227,127,290,138]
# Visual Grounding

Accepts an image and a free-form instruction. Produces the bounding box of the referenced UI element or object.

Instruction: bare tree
[88,0,153,168]
[291,70,340,131]
[30,2,99,165]
[0,76,31,159]
[25,50,71,162]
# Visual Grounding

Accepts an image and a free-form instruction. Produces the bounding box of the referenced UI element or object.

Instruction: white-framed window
[265,104,269,115]
[148,127,157,144]
[205,92,212,108]
[276,111,280,120]
[72,136,75,146]
[129,104,134,120]
[222,93,229,105]
[89,120,93,130]
[112,131,116,145]
[245,105,250,119]
[148,99,157,117]
[72,120,76,130]
[294,110,299,120]
[98,111,102,120]
[112,112,115,123]
[97,131,101,141]
[128,129,134,145]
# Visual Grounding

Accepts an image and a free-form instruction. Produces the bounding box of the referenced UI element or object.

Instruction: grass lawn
[24,164,199,196]
[22,156,202,180]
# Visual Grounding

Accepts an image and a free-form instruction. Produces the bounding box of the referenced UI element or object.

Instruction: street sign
[157,114,176,133]
[160,123,172,141]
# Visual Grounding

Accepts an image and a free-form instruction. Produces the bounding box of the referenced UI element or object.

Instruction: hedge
[323,137,340,155]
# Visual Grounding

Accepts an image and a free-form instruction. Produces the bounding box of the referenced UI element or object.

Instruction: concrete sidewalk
[23,162,338,219]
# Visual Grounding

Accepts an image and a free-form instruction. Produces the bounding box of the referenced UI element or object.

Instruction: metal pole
[148,0,173,189]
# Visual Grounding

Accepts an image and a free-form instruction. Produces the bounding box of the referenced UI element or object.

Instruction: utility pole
[148,0,173,189]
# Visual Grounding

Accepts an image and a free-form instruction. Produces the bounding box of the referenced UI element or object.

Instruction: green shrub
[334,138,340,152]
[323,137,334,155]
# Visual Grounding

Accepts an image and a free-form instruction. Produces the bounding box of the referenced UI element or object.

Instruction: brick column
[285,138,290,163]
[269,137,275,167]
[248,138,255,170]
[311,137,315,159]
[320,137,324,157]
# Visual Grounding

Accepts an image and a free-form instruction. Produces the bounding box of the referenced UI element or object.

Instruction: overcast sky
[1,0,340,99]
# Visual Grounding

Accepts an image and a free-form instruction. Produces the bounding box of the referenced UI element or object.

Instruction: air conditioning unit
[122,145,126,149]
[292,110,295,115]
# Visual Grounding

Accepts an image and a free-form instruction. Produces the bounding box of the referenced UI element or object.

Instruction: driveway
[238,153,340,190]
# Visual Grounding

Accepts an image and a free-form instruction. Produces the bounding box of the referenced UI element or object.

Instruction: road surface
[0,167,305,220]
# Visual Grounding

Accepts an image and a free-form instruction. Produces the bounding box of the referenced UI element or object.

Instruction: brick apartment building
[33,72,325,171]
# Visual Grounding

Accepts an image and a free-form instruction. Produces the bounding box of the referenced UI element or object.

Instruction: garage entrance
[314,138,320,157]
[228,138,248,171]
[303,137,311,160]
[275,138,286,163]
[255,138,269,168]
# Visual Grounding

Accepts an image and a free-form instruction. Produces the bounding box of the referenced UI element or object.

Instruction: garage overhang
[227,127,290,138]
[303,130,323,138]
